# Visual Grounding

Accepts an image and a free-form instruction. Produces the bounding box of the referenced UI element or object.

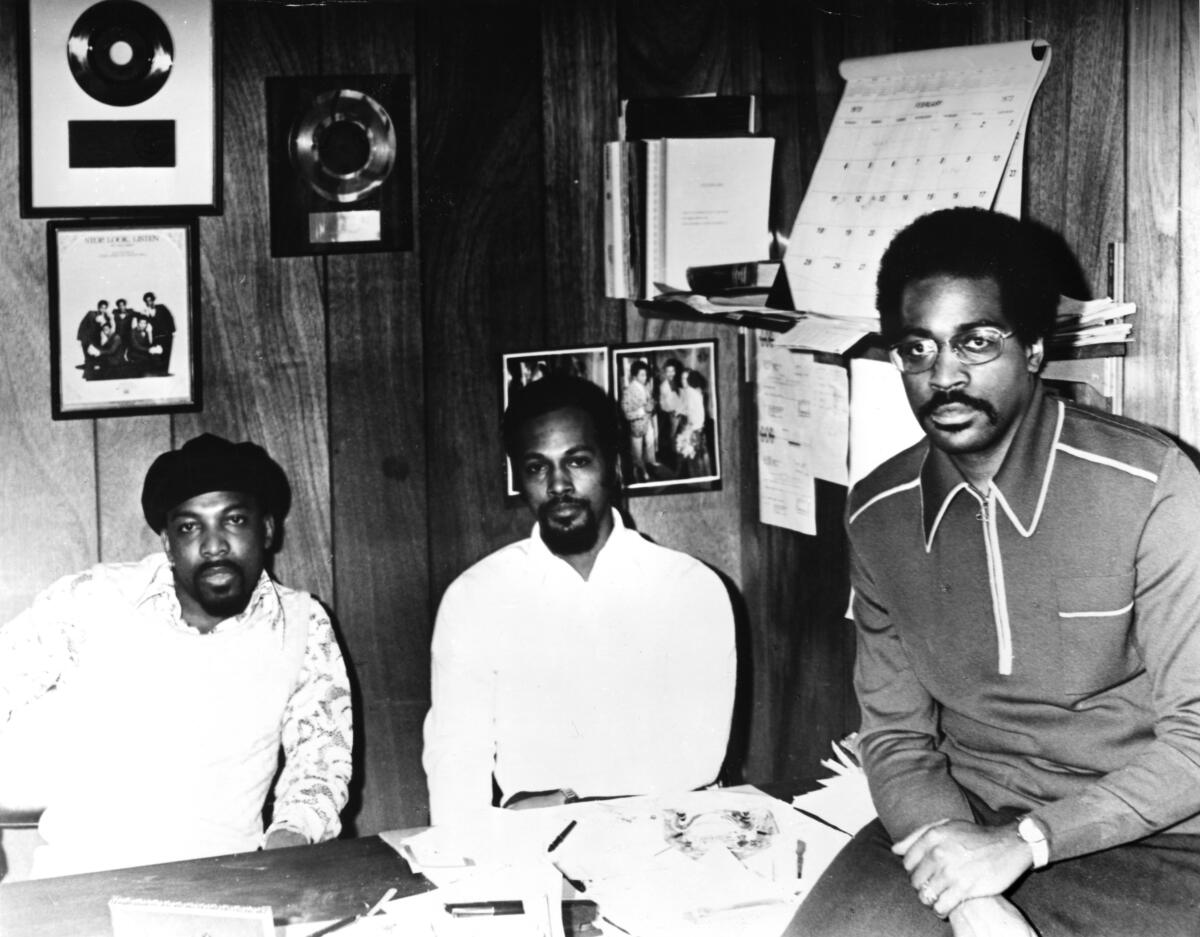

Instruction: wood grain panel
[0,7,97,622]
[96,417,172,562]
[182,5,332,601]
[617,0,760,97]
[1178,0,1200,449]
[321,3,430,834]
[419,2,548,602]
[1026,0,1125,300]
[541,0,621,347]
[1123,0,1181,432]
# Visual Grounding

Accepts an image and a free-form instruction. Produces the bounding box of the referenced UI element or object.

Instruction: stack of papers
[1048,296,1135,352]
[380,787,852,937]
[791,737,877,836]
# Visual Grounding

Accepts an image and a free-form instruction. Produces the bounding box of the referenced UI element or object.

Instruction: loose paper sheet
[848,357,924,487]
[782,39,1052,322]
[756,336,851,533]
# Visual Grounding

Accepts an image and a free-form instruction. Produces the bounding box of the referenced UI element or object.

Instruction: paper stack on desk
[383,787,850,937]
[791,737,877,836]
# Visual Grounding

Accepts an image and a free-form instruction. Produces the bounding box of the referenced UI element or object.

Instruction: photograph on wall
[500,345,609,497]
[612,339,721,495]
[19,0,220,217]
[49,218,201,420]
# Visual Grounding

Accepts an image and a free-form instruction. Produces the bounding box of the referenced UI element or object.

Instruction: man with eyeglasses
[789,207,1200,937]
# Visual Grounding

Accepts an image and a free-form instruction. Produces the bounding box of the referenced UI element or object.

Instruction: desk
[0,835,433,937]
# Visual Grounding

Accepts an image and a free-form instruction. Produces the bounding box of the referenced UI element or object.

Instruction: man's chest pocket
[1055,573,1141,696]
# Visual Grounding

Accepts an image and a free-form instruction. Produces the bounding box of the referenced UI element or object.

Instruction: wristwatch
[1016,815,1049,868]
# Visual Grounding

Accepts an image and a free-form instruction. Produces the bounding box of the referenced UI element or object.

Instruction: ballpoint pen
[547,818,577,852]
[444,900,525,917]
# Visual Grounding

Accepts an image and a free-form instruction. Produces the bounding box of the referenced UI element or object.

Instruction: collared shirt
[422,511,737,826]
[0,553,352,870]
[847,383,1200,861]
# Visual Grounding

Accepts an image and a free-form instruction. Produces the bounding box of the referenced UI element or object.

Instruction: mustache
[538,496,589,515]
[918,390,998,425]
[197,559,241,575]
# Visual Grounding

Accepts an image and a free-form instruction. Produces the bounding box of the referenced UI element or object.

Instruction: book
[687,260,781,295]
[1044,342,1129,360]
[603,142,625,298]
[621,94,759,140]
[604,143,642,299]
[640,136,776,296]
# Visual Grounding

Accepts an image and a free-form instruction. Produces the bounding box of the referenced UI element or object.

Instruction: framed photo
[48,218,201,420]
[612,340,721,495]
[19,0,221,217]
[501,346,609,497]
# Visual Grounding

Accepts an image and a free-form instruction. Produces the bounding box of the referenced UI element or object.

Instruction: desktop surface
[0,835,432,937]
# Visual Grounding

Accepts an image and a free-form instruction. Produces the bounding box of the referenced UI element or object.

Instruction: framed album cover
[611,339,721,496]
[267,74,414,256]
[48,218,202,420]
[19,0,221,217]
[501,346,609,498]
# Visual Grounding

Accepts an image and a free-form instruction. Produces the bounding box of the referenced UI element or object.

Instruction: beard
[189,560,254,619]
[537,497,602,556]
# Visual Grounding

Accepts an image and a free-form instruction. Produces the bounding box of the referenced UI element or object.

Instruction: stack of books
[604,95,777,300]
[1046,296,1135,359]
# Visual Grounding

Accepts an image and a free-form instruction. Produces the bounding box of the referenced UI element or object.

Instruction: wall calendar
[782,40,1052,323]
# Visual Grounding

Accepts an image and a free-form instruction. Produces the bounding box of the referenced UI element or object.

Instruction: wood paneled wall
[0,0,1195,838]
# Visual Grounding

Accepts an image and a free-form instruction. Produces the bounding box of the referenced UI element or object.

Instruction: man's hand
[949,896,1039,937]
[264,828,308,849]
[894,819,1033,917]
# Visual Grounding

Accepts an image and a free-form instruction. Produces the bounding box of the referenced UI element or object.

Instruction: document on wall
[782,39,1052,322]
[756,336,851,532]
[848,357,925,486]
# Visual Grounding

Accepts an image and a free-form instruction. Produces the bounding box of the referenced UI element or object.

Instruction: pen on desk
[547,818,577,852]
[444,900,525,917]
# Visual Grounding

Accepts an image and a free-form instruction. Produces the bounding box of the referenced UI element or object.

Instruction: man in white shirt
[0,433,352,877]
[422,374,736,825]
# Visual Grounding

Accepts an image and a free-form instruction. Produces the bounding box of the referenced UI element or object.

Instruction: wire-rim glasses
[889,327,1015,374]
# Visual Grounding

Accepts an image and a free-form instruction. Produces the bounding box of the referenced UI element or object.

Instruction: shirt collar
[137,553,284,634]
[921,381,1060,545]
[528,508,629,581]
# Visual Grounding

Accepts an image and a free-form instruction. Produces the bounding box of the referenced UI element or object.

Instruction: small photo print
[612,340,720,495]
[501,346,609,496]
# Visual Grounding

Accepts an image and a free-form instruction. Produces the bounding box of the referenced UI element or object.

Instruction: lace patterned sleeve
[0,572,91,726]
[268,603,353,843]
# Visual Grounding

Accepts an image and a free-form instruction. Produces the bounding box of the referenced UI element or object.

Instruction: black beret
[141,433,291,533]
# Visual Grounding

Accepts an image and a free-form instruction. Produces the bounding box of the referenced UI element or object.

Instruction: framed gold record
[267,74,413,256]
[19,0,221,217]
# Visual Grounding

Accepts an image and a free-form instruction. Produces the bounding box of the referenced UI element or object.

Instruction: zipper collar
[921,382,1060,546]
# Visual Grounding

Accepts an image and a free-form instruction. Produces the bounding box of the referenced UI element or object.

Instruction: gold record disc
[290,89,397,204]
[67,0,174,107]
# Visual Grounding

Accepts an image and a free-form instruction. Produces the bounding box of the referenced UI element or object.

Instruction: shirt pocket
[1055,573,1139,696]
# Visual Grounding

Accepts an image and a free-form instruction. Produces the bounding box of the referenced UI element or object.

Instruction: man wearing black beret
[0,434,352,878]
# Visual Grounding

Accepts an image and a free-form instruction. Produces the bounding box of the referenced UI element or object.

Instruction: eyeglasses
[888,326,1014,374]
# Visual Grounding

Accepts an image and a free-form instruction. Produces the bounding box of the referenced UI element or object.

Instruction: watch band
[1016,816,1049,868]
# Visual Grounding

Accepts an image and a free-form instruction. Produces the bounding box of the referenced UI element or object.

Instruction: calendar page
[783,40,1052,322]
